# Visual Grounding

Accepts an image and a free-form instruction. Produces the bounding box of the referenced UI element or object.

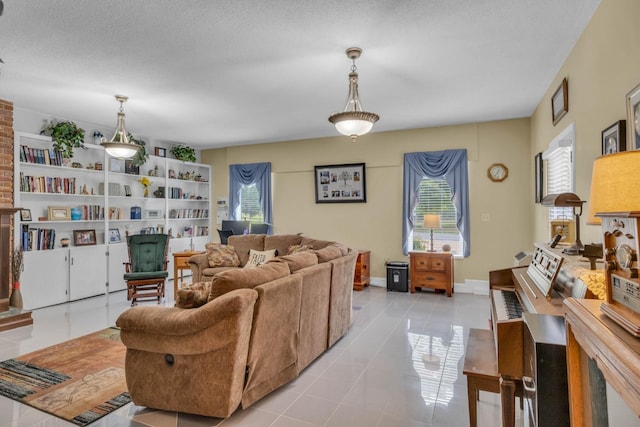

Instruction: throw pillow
[243,249,277,269]
[287,244,313,255]
[175,282,212,308]
[277,251,318,272]
[208,261,290,300]
[206,243,240,268]
[314,244,344,263]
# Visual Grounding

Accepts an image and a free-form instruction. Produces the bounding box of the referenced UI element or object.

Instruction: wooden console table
[564,297,640,426]
[409,252,454,296]
[172,250,204,296]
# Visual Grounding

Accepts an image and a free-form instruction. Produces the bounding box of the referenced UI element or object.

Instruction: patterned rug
[0,327,130,426]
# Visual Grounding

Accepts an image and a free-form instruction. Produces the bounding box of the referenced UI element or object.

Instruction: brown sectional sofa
[115,234,357,418]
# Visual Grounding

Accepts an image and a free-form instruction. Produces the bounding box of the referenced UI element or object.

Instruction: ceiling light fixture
[328,47,379,142]
[101,95,141,159]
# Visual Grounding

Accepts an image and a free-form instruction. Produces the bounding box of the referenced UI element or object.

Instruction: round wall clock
[488,163,508,182]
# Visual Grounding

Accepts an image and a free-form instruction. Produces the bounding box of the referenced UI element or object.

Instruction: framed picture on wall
[626,83,640,150]
[314,163,366,203]
[601,120,626,155]
[534,152,544,203]
[551,78,568,126]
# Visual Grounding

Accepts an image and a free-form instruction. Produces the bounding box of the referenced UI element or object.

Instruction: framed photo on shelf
[314,163,366,203]
[110,158,123,173]
[601,120,626,155]
[20,208,32,221]
[534,152,543,204]
[108,228,121,243]
[168,169,176,179]
[154,147,167,157]
[73,229,97,246]
[124,160,139,175]
[551,77,568,126]
[124,185,132,197]
[626,83,640,150]
[48,206,70,221]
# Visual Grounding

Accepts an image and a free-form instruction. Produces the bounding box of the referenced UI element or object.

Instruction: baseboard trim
[371,277,489,295]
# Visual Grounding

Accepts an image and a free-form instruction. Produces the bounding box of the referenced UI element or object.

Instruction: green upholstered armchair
[124,234,169,306]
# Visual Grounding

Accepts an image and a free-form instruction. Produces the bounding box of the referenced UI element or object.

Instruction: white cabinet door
[69,245,107,300]
[21,249,69,309]
[107,243,128,292]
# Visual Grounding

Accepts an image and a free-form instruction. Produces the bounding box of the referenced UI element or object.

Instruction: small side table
[353,250,370,291]
[172,250,204,296]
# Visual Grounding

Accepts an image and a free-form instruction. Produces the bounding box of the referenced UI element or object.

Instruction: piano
[489,243,598,427]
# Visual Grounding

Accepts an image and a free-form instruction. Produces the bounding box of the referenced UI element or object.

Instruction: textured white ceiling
[0,0,600,148]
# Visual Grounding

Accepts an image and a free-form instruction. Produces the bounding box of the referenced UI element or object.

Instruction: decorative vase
[10,282,24,309]
[144,187,149,197]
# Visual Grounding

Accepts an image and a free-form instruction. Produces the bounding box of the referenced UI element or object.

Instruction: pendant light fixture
[328,47,379,142]
[101,95,141,159]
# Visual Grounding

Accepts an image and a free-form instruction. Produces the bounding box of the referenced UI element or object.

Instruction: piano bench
[463,328,522,427]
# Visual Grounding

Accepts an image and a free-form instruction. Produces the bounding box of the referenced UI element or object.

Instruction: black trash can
[386,261,409,292]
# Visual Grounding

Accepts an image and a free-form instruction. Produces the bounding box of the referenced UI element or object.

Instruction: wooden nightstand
[353,250,370,291]
[409,252,454,297]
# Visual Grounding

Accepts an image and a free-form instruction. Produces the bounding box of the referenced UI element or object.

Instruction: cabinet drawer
[412,271,448,286]
[175,256,191,268]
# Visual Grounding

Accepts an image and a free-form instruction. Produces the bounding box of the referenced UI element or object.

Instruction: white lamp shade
[334,118,374,137]
[424,214,441,229]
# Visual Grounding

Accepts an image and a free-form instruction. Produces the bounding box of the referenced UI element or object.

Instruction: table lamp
[424,214,441,252]
[541,193,585,255]
[587,151,640,335]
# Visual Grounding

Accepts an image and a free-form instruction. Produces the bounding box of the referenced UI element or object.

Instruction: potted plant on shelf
[129,134,149,167]
[170,145,196,162]
[41,120,85,159]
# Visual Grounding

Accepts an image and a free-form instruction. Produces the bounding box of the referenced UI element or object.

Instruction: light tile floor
[0,284,523,426]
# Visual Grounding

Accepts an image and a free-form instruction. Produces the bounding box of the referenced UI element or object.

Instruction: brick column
[0,99,14,311]
[0,99,13,207]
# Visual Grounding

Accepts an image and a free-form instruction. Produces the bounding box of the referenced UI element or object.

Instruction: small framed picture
[73,229,97,246]
[551,77,568,126]
[168,169,176,179]
[110,158,123,173]
[48,206,71,221]
[144,209,162,219]
[20,208,32,221]
[108,228,121,243]
[626,83,640,150]
[601,120,626,155]
[124,160,139,175]
[124,185,132,197]
[154,147,166,157]
[534,153,543,204]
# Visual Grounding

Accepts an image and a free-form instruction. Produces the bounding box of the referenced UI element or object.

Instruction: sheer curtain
[229,162,272,234]
[402,150,470,256]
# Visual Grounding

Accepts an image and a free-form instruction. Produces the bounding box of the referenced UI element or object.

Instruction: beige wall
[530,0,640,245]
[204,118,532,282]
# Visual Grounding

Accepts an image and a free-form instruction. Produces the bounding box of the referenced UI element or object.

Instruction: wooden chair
[124,234,169,306]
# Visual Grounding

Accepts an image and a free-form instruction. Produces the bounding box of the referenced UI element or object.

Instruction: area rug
[0,327,130,426]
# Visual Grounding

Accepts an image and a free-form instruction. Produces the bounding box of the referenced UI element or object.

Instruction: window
[229,162,272,232]
[411,178,463,255]
[543,123,575,221]
[240,183,264,222]
[402,150,470,257]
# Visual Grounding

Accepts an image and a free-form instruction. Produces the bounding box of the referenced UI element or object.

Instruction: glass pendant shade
[101,95,141,159]
[328,48,379,141]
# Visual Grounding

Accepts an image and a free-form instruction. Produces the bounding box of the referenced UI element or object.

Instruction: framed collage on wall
[314,163,366,203]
